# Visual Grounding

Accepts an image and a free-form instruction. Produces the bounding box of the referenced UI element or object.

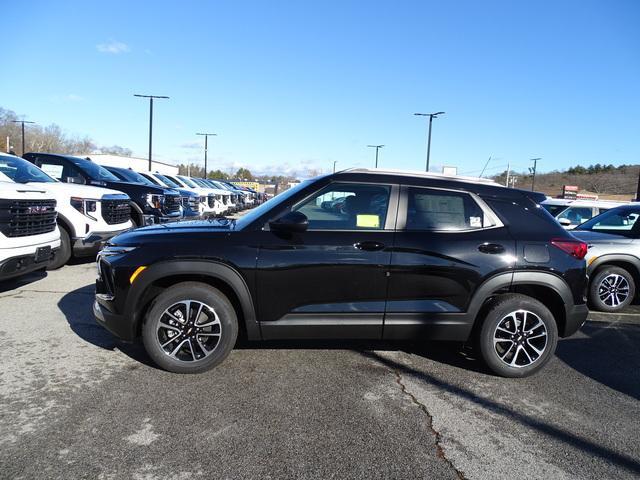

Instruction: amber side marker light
[130,266,147,284]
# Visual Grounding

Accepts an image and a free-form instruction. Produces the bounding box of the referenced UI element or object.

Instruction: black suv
[23,153,182,226]
[94,169,588,377]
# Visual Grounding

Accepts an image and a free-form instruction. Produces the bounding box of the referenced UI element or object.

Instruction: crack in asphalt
[391,367,466,480]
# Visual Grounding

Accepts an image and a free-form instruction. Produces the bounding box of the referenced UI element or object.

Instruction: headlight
[99,245,137,257]
[70,197,98,220]
[146,194,164,209]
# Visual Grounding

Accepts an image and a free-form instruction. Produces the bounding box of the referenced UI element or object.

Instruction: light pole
[414,111,444,172]
[11,120,35,156]
[196,132,217,178]
[529,158,541,191]
[367,144,384,168]
[333,160,338,173]
[134,94,169,171]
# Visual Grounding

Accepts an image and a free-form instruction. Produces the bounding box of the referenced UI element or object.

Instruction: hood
[109,218,235,245]
[25,181,130,200]
[571,230,634,244]
[105,180,167,196]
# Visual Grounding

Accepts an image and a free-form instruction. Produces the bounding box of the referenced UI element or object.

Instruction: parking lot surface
[1,262,639,479]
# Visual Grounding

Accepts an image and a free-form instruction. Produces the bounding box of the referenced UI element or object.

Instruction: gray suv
[572,204,640,311]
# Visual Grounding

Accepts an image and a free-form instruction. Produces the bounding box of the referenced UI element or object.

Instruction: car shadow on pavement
[555,321,640,401]
[362,350,640,476]
[0,269,48,293]
[57,284,158,369]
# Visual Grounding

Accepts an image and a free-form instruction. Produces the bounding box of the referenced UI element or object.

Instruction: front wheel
[142,282,238,373]
[478,294,558,378]
[47,227,71,270]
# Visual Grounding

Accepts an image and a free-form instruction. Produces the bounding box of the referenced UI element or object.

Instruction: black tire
[142,282,238,373]
[477,294,558,378]
[47,227,71,270]
[589,266,635,312]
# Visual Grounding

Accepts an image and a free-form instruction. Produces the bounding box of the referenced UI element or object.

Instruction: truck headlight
[70,197,98,220]
[146,194,164,209]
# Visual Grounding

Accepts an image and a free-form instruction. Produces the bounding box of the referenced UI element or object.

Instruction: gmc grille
[0,199,57,238]
[102,199,131,225]
[181,196,198,211]
[164,194,181,214]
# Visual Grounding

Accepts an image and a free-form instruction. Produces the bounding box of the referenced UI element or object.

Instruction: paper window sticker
[356,214,380,228]
[469,216,482,227]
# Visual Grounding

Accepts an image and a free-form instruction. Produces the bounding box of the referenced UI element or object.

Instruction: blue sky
[2,0,639,177]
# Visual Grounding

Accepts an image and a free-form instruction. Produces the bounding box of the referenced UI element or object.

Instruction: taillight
[551,238,588,260]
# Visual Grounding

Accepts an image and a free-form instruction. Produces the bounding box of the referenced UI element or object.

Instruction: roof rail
[338,167,502,186]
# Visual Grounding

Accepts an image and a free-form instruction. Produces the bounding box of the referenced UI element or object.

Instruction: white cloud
[179,142,201,150]
[50,93,84,103]
[96,40,130,54]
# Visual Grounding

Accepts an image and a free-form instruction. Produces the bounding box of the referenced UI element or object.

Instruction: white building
[82,153,179,175]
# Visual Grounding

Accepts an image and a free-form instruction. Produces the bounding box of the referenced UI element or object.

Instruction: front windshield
[70,157,119,181]
[542,204,568,217]
[235,179,313,230]
[177,176,198,188]
[0,155,56,183]
[155,174,181,188]
[191,178,207,187]
[576,206,640,232]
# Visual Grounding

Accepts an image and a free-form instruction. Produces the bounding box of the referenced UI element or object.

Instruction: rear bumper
[563,303,589,337]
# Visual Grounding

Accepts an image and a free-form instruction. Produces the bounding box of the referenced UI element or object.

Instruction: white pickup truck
[0,181,60,281]
[0,153,133,269]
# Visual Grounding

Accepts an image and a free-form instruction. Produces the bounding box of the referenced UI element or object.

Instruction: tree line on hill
[176,163,301,184]
[0,107,132,157]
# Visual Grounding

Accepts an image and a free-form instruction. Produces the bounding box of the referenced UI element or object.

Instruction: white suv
[0,153,133,269]
[542,198,629,229]
[0,181,60,281]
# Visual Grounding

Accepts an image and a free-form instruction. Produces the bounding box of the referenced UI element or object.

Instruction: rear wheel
[478,294,558,378]
[589,266,635,312]
[142,282,238,373]
[47,227,71,270]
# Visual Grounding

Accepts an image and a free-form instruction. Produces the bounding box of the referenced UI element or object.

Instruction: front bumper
[0,248,59,281]
[73,228,131,257]
[563,303,589,337]
[93,298,137,341]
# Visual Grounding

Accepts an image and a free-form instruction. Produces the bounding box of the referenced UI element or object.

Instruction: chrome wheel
[156,300,222,362]
[598,274,630,308]
[493,310,548,368]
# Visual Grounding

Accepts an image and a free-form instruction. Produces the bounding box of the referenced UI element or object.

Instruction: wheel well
[135,274,247,339]
[473,284,567,336]
[57,216,74,237]
[592,261,639,290]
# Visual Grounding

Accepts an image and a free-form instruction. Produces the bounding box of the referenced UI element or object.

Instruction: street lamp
[367,144,384,168]
[11,120,35,156]
[414,111,445,172]
[529,158,541,191]
[196,133,217,178]
[134,94,169,171]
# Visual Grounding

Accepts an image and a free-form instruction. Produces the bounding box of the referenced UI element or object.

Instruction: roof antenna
[479,156,491,178]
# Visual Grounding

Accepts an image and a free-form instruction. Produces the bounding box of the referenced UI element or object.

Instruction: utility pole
[134,94,169,171]
[414,111,444,172]
[11,120,35,156]
[367,145,384,168]
[196,132,217,178]
[529,158,541,191]
[505,161,511,187]
[333,160,338,173]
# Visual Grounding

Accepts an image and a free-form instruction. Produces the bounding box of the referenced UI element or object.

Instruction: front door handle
[478,243,505,254]
[354,241,385,251]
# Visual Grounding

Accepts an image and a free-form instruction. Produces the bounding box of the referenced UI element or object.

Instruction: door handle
[354,241,386,251]
[478,243,505,254]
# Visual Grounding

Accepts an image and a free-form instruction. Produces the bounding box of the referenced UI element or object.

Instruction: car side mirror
[558,218,571,226]
[269,211,308,233]
[67,176,85,185]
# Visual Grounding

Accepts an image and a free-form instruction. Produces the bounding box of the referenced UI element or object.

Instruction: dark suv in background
[94,169,588,377]
[24,153,182,226]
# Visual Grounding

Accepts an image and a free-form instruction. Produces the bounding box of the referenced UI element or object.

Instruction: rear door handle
[354,241,385,251]
[478,243,505,254]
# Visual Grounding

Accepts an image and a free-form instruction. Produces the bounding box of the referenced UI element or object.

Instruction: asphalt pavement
[0,261,638,479]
